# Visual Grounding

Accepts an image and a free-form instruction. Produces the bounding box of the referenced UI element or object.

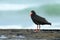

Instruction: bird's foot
[34,29,39,32]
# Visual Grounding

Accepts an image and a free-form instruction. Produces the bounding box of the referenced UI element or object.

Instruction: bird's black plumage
[31,10,51,25]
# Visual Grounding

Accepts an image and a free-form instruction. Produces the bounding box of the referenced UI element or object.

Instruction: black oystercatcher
[30,10,51,32]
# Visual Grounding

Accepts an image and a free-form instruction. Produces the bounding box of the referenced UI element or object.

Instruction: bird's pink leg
[36,25,39,32]
[37,25,38,30]
[34,25,39,32]
[39,25,40,31]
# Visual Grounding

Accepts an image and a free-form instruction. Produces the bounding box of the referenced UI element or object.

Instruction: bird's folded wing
[34,15,48,23]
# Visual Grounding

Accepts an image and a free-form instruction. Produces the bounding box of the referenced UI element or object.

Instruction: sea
[0,0,60,29]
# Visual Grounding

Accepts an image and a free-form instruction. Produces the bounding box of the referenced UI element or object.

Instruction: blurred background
[0,0,60,29]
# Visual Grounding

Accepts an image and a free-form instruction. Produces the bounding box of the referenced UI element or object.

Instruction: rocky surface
[0,29,60,39]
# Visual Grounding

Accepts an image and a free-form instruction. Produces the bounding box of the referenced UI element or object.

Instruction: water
[0,0,60,29]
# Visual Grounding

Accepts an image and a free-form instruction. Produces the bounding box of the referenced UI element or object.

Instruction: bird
[30,10,51,32]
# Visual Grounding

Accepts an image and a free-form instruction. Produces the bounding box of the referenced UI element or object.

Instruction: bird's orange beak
[30,12,32,16]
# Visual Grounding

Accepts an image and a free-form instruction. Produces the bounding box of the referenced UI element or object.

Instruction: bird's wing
[34,15,48,23]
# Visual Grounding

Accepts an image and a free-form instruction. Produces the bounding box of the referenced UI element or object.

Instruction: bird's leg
[36,25,39,32]
[37,25,38,30]
[34,25,39,32]
[39,25,40,31]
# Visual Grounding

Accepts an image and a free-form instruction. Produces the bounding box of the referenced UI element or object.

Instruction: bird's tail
[47,22,51,25]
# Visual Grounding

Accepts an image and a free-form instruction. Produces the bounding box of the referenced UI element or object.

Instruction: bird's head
[30,10,36,16]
